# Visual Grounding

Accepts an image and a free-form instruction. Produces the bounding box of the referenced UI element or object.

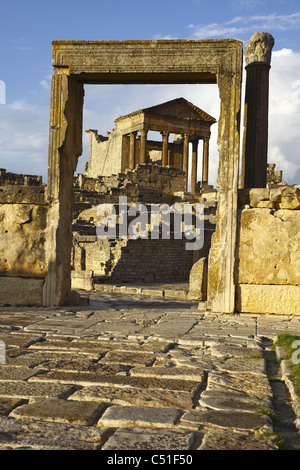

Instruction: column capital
[245,32,274,67]
[161,130,170,137]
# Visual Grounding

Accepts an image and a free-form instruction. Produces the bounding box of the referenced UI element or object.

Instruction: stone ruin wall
[0,169,48,305]
[237,185,300,314]
[85,130,185,178]
[71,164,217,289]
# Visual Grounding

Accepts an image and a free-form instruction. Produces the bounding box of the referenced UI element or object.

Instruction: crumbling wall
[0,170,48,305]
[237,186,300,314]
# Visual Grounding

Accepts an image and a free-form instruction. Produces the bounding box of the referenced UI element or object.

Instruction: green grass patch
[273,334,300,398]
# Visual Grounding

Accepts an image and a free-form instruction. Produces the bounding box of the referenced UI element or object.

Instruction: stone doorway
[43,39,243,314]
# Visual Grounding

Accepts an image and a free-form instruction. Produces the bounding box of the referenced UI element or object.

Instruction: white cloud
[268,48,300,184]
[189,12,300,39]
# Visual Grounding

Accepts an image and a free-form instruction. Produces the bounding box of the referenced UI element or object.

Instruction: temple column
[242,32,274,188]
[191,138,199,193]
[129,131,137,169]
[139,129,148,164]
[202,137,209,185]
[161,131,169,166]
[182,134,189,190]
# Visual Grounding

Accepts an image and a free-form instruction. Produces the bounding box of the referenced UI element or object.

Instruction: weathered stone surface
[0,398,27,417]
[130,366,205,382]
[198,390,272,412]
[29,370,202,394]
[237,284,300,315]
[97,405,182,428]
[0,277,44,307]
[188,257,207,301]
[0,417,111,450]
[0,365,45,382]
[0,298,298,450]
[0,203,47,278]
[179,408,272,432]
[198,428,278,450]
[69,385,195,409]
[10,398,107,425]
[0,381,77,399]
[214,357,266,375]
[238,208,300,287]
[102,426,197,450]
[206,371,273,399]
[100,351,156,366]
[245,31,275,66]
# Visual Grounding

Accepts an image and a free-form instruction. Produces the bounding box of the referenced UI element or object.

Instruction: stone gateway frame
[43,39,243,314]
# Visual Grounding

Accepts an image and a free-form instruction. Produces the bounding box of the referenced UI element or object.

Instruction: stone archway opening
[43,39,243,314]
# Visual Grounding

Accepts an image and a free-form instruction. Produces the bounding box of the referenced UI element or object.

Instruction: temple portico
[86,98,216,192]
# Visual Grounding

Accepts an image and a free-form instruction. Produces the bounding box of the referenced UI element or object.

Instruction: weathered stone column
[139,129,148,164]
[191,138,198,193]
[129,131,137,169]
[43,73,84,306]
[202,137,209,185]
[182,134,189,190]
[241,32,274,188]
[161,131,169,167]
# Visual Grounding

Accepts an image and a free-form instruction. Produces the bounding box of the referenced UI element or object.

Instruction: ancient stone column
[242,32,274,188]
[202,137,209,186]
[182,134,189,190]
[191,138,199,193]
[139,129,148,164]
[129,131,137,169]
[161,131,169,167]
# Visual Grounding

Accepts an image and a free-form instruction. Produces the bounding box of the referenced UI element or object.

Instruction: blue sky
[1,0,300,184]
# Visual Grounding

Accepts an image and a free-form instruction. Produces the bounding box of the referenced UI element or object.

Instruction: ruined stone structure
[0,33,299,315]
[85,98,216,193]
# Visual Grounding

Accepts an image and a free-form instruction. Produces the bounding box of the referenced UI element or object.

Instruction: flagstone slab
[0,381,77,399]
[69,385,195,409]
[10,398,107,426]
[214,357,266,375]
[102,426,198,450]
[206,371,273,399]
[0,398,27,416]
[0,417,112,450]
[0,365,45,382]
[87,321,147,336]
[198,428,278,450]
[209,344,262,358]
[100,351,156,367]
[129,366,205,382]
[179,409,272,432]
[141,319,198,340]
[97,405,182,428]
[198,390,272,413]
[6,350,100,369]
[0,333,45,349]
[29,371,202,393]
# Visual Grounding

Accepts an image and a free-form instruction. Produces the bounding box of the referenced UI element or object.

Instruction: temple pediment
[115,97,216,124]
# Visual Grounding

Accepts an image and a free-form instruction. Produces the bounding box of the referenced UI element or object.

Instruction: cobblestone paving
[0,290,299,451]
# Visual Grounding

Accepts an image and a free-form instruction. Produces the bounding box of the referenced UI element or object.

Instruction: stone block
[10,398,107,426]
[102,426,196,450]
[188,257,207,300]
[0,277,44,306]
[71,270,93,291]
[238,208,300,286]
[280,186,300,210]
[97,405,182,428]
[236,284,300,314]
[248,188,270,207]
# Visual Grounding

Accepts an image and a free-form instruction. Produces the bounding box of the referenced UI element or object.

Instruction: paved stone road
[0,290,299,451]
